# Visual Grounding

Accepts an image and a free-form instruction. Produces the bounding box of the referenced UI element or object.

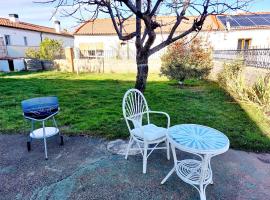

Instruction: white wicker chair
[122,88,170,173]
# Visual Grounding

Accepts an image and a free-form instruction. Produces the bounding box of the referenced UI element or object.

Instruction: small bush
[217,60,243,87]
[25,48,41,59]
[25,38,63,61]
[217,60,249,100]
[160,37,213,83]
[248,75,270,111]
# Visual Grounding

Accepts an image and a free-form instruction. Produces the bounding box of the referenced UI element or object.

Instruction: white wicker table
[161,124,230,200]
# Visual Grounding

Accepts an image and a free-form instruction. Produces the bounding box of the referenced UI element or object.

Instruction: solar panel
[249,17,269,26]
[217,14,270,28]
[218,16,240,27]
[236,17,254,26]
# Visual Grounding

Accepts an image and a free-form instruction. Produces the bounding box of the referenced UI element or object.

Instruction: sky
[0,0,269,32]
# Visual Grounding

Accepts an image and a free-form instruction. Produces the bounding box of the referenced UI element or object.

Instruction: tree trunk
[135,56,149,93]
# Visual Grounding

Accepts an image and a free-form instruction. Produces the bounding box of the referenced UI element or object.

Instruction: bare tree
[42,0,252,92]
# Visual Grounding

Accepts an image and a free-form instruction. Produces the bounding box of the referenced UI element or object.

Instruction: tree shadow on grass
[0,72,269,152]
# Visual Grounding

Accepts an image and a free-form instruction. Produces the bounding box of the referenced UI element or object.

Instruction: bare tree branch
[39,0,254,91]
[107,3,137,40]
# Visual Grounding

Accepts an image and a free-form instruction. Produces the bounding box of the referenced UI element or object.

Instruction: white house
[208,13,270,50]
[73,12,270,59]
[73,15,221,60]
[0,14,74,72]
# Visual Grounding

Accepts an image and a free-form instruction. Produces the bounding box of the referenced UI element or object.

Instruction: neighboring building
[0,14,74,59]
[208,12,270,50]
[73,12,270,60]
[73,15,220,59]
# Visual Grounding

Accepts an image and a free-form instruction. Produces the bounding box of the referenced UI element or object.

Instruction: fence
[213,48,270,69]
[79,48,166,60]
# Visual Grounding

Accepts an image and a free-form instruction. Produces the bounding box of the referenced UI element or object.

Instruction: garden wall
[211,60,270,84]
[54,58,162,73]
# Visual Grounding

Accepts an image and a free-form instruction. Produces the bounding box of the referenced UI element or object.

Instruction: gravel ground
[0,134,269,200]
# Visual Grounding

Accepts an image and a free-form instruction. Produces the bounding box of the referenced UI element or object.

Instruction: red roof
[74,15,223,35]
[0,18,73,37]
[74,12,270,35]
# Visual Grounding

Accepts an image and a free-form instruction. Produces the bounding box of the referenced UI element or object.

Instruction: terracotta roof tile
[74,15,223,35]
[75,12,270,35]
[0,18,73,37]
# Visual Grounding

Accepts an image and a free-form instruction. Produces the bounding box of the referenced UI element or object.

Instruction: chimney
[226,21,231,31]
[9,14,19,22]
[54,20,61,33]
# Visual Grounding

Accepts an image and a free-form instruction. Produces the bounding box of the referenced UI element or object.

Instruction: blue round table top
[168,124,230,154]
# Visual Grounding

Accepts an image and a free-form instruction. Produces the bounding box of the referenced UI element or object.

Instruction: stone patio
[0,134,269,200]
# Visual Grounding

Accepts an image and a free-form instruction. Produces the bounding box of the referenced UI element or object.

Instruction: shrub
[25,48,41,59]
[25,38,63,61]
[217,60,244,87]
[217,60,270,113]
[248,75,270,111]
[217,60,249,100]
[160,37,213,83]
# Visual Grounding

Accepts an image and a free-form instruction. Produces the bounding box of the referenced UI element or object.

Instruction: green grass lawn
[0,71,270,152]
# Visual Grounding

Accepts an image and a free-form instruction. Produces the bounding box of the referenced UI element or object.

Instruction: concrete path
[0,134,269,200]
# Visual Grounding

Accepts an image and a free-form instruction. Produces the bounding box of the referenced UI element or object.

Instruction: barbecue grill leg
[52,117,63,146]
[60,135,64,146]
[42,121,48,160]
[27,141,31,151]
[27,121,34,152]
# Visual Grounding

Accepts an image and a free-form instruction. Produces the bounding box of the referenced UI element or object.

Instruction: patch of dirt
[257,154,270,164]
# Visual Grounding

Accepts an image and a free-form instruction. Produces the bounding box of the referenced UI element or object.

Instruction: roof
[0,17,73,37]
[74,15,223,35]
[217,12,270,30]
[74,12,270,36]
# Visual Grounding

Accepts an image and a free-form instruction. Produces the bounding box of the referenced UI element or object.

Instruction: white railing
[79,48,166,60]
[213,48,270,69]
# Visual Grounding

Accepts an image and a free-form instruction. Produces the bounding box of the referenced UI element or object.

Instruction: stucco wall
[0,58,26,72]
[13,59,25,71]
[74,29,270,58]
[208,29,270,50]
[0,60,9,72]
[74,34,168,59]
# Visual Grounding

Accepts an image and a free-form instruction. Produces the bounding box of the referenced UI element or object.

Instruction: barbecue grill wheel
[27,141,31,151]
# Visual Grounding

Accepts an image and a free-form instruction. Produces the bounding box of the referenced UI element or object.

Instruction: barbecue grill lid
[21,96,59,119]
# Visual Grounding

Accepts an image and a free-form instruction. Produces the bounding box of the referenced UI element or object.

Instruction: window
[4,35,11,45]
[88,50,96,57]
[23,36,28,46]
[79,42,104,58]
[237,39,251,50]
[96,50,104,57]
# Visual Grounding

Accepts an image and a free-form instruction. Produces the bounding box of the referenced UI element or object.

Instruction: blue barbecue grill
[22,96,63,159]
